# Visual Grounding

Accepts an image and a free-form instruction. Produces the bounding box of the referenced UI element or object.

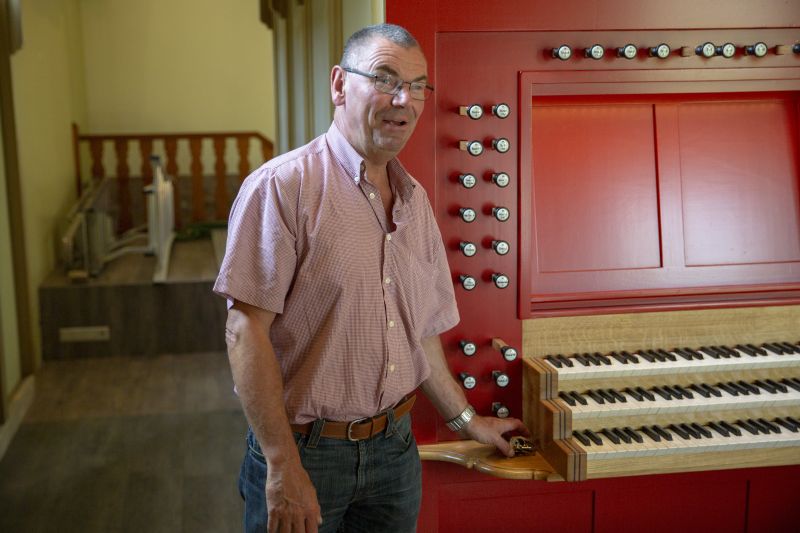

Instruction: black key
[545,355,562,368]
[640,425,662,442]
[787,417,800,430]
[610,352,629,365]
[717,382,739,396]
[737,380,760,395]
[653,425,674,441]
[625,387,644,401]
[748,419,770,434]
[583,353,602,366]
[753,379,777,394]
[557,354,574,367]
[766,379,788,393]
[711,345,731,359]
[704,383,722,398]
[663,385,684,399]
[673,348,693,361]
[570,391,588,406]
[720,420,742,437]
[699,346,721,359]
[597,389,616,403]
[757,418,781,434]
[574,354,591,367]
[775,418,799,433]
[728,381,749,395]
[638,387,656,401]
[594,352,612,366]
[612,427,631,444]
[762,343,785,355]
[652,386,672,400]
[680,423,701,439]
[608,389,627,403]
[708,421,729,437]
[648,349,667,362]
[586,389,605,404]
[638,350,656,363]
[573,430,591,446]
[689,384,710,398]
[747,343,768,356]
[691,423,713,438]
[584,429,603,445]
[735,419,759,435]
[720,346,740,358]
[620,350,639,363]
[685,348,704,360]
[790,378,800,389]
[601,428,620,445]
[736,344,757,356]
[623,427,643,443]
[674,385,694,399]
[780,342,800,354]
[780,378,800,392]
[668,424,691,440]
[559,391,576,406]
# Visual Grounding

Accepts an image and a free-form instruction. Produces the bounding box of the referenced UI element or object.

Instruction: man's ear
[331,66,346,106]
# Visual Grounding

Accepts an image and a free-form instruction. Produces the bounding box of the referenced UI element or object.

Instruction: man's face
[336,38,428,164]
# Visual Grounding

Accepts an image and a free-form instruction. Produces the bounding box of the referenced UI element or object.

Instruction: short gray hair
[340,23,420,67]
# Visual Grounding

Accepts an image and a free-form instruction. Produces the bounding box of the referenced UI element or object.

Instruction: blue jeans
[239,411,422,532]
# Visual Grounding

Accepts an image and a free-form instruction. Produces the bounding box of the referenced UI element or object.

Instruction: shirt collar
[326,123,416,203]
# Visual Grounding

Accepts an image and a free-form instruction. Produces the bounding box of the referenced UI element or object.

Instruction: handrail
[72,123,274,231]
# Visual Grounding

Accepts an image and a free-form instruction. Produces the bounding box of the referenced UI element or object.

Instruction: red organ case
[386,1,800,531]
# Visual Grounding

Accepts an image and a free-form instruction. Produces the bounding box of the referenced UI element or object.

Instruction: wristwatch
[446,404,476,432]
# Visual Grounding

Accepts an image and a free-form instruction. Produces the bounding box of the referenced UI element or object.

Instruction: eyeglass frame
[341,67,434,101]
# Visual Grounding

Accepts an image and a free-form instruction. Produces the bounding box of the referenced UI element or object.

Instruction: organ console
[387,1,800,530]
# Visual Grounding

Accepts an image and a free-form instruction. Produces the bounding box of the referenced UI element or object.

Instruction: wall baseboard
[0,375,35,461]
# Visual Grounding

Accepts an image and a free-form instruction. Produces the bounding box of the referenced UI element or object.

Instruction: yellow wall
[80,0,274,139]
[10,0,87,366]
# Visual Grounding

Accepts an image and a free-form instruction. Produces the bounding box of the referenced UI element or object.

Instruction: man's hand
[266,459,322,533]
[460,415,530,457]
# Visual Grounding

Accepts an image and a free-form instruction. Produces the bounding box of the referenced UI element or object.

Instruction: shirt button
[384,277,392,284]
[386,234,392,241]
[369,192,376,200]
[389,364,396,372]
[388,320,395,328]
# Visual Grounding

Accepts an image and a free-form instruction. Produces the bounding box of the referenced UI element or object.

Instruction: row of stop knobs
[550,41,800,60]
[457,339,519,418]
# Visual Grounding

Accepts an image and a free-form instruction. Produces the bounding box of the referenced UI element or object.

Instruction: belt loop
[385,408,396,437]
[306,419,325,448]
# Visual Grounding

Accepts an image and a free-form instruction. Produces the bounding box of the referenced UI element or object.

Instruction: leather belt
[290,395,416,441]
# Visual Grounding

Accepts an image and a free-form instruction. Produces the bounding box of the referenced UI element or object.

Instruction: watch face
[468,105,483,120]
[656,44,670,58]
[754,42,768,57]
[494,103,510,118]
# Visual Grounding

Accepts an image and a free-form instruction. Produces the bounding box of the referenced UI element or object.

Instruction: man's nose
[391,84,412,105]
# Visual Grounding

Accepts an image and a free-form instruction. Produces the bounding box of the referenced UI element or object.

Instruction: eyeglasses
[342,67,434,101]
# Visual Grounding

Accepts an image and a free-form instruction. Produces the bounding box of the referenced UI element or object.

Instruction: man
[214,23,527,533]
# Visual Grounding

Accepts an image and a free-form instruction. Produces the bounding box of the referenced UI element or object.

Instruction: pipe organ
[386,0,800,531]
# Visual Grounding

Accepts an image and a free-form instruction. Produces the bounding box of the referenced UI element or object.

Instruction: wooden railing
[72,123,274,231]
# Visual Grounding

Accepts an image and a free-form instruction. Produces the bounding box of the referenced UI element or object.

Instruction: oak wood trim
[417,440,555,480]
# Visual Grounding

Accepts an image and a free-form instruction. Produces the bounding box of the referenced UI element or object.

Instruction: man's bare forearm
[419,335,469,420]
[226,301,299,466]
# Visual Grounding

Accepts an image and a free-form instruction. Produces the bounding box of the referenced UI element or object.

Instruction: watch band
[445,404,476,432]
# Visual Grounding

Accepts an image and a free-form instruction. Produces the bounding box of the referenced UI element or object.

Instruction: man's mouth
[384,119,408,127]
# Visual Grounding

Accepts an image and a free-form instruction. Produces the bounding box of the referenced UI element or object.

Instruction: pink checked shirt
[214,123,459,424]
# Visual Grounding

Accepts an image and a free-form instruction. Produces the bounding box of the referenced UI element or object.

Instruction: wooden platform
[40,237,227,358]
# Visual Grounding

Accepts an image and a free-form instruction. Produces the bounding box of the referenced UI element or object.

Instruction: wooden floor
[0,352,248,532]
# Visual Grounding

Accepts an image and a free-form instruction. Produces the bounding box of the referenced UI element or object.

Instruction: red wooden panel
[594,476,747,533]
[678,98,800,266]
[747,468,800,533]
[531,103,661,273]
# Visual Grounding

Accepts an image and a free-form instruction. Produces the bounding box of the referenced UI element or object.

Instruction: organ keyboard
[521,306,800,482]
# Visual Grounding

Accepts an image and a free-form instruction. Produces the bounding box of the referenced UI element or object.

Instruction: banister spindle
[189,137,204,221]
[213,136,227,220]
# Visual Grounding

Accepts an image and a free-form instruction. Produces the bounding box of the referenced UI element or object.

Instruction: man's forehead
[357,38,428,78]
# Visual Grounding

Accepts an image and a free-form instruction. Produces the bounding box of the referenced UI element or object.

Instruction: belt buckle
[346,416,369,441]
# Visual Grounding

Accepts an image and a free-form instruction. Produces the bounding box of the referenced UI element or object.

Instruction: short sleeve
[213,166,299,313]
